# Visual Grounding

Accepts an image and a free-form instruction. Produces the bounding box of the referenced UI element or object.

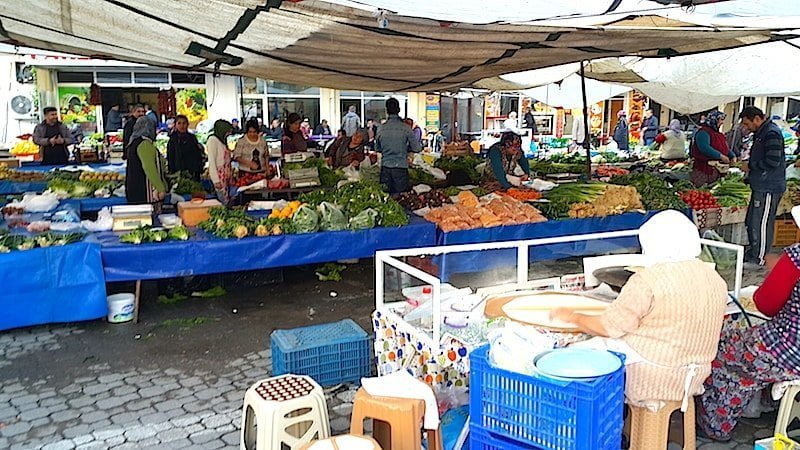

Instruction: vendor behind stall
[281,113,319,155]
[126,117,168,204]
[550,210,728,411]
[167,115,204,180]
[33,107,74,165]
[690,111,731,187]
[207,120,233,204]
[234,119,268,174]
[334,130,367,169]
[482,130,531,190]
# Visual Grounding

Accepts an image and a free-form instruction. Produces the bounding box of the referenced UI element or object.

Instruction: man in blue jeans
[740,106,786,267]
[376,98,421,194]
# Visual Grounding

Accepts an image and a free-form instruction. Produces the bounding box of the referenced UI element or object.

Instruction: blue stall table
[62,196,127,213]
[19,162,125,173]
[0,242,108,331]
[0,180,49,195]
[95,215,437,282]
[435,211,664,280]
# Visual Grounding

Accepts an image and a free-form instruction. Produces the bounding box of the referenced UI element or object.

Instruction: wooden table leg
[133,280,141,323]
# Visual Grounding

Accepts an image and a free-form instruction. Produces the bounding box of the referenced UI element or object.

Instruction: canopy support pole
[580,60,591,177]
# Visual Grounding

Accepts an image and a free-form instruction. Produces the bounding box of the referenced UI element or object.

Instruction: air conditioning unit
[10,94,34,119]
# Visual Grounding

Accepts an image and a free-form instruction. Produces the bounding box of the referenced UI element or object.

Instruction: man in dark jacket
[740,106,786,267]
[639,108,659,146]
[122,104,145,160]
[167,115,204,180]
[33,107,73,165]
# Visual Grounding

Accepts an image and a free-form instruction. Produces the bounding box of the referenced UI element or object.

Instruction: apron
[42,123,69,165]
[573,337,700,412]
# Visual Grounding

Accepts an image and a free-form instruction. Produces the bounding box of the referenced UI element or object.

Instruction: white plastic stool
[240,375,330,450]
[775,384,800,437]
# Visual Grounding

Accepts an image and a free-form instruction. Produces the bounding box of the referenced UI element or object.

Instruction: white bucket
[107,293,135,323]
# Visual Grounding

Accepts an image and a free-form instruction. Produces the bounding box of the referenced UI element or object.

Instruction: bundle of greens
[710,174,751,207]
[198,207,256,239]
[299,182,409,228]
[408,167,436,185]
[434,155,483,183]
[528,159,586,175]
[0,231,84,253]
[610,173,687,211]
[540,183,607,219]
[119,225,191,244]
[169,171,207,196]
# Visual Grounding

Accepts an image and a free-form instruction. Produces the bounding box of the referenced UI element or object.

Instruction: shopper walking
[33,107,73,165]
[612,110,629,152]
[640,108,659,146]
[106,104,123,131]
[144,104,158,126]
[342,105,361,137]
[122,104,145,160]
[740,106,786,267]
[126,117,168,204]
[376,98,421,194]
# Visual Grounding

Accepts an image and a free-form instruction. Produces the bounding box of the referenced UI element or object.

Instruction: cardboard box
[178,199,222,227]
[0,158,20,168]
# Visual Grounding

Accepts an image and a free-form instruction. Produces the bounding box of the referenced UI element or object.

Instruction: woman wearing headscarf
[482,131,531,190]
[690,111,731,187]
[125,117,168,204]
[612,110,629,152]
[697,207,800,442]
[551,210,728,413]
[206,120,234,204]
[657,119,688,162]
[334,130,367,169]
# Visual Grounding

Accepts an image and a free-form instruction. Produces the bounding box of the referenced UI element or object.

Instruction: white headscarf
[639,210,701,264]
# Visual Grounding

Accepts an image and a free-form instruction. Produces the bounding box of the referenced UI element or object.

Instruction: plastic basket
[271,319,371,386]
[469,425,541,450]
[469,345,625,450]
[774,219,800,248]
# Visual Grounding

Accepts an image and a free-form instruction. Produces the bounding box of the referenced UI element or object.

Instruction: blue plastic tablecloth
[19,162,126,173]
[62,196,127,213]
[0,181,49,195]
[94,216,437,282]
[435,211,666,280]
[0,242,108,331]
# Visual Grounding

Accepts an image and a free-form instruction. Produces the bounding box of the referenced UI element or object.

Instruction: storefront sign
[425,94,440,132]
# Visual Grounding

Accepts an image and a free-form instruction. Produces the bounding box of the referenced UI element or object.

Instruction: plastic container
[271,319,371,386]
[106,293,135,323]
[469,425,540,450]
[469,345,625,450]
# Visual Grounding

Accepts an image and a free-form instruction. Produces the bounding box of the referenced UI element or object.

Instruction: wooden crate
[774,219,800,247]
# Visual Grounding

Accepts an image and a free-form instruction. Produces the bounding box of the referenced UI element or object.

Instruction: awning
[0,0,795,92]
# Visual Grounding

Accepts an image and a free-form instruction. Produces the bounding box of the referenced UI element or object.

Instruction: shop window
[96,72,132,84]
[341,91,361,98]
[742,97,755,107]
[500,95,519,117]
[440,98,454,138]
[787,98,800,121]
[766,97,785,119]
[241,77,265,95]
[266,81,319,95]
[469,97,485,133]
[242,98,264,122]
[133,72,169,84]
[268,97,320,128]
[171,73,206,84]
[340,99,362,122]
[57,71,93,83]
[365,99,389,123]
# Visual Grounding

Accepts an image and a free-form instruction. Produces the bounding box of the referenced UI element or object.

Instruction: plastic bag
[700,229,736,272]
[292,205,320,233]
[487,321,556,375]
[359,158,380,184]
[17,193,59,213]
[81,207,113,232]
[343,165,361,182]
[349,208,378,230]
[318,201,348,231]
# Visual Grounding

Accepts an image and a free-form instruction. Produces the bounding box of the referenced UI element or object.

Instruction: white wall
[0,54,37,144]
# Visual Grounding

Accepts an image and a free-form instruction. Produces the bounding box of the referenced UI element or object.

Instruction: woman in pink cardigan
[551,210,729,410]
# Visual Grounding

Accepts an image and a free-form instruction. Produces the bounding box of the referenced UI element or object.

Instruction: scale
[111,204,153,231]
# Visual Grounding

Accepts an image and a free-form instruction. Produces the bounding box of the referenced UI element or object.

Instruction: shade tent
[519,72,631,110]
[0,0,797,92]
[488,38,800,114]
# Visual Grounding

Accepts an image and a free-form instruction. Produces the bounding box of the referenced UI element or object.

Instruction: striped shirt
[758,245,800,370]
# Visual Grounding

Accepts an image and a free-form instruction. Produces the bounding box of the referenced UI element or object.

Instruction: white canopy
[519,72,631,110]
[489,37,800,114]
[0,0,796,91]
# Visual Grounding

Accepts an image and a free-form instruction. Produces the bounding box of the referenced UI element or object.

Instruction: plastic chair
[629,400,696,450]
[775,384,800,437]
[299,434,382,450]
[349,388,442,450]
[240,375,330,450]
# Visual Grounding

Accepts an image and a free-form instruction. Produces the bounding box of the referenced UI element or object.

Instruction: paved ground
[0,260,783,449]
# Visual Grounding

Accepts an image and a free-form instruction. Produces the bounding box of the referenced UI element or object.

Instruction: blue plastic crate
[470,425,540,450]
[469,345,625,450]
[270,319,371,386]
